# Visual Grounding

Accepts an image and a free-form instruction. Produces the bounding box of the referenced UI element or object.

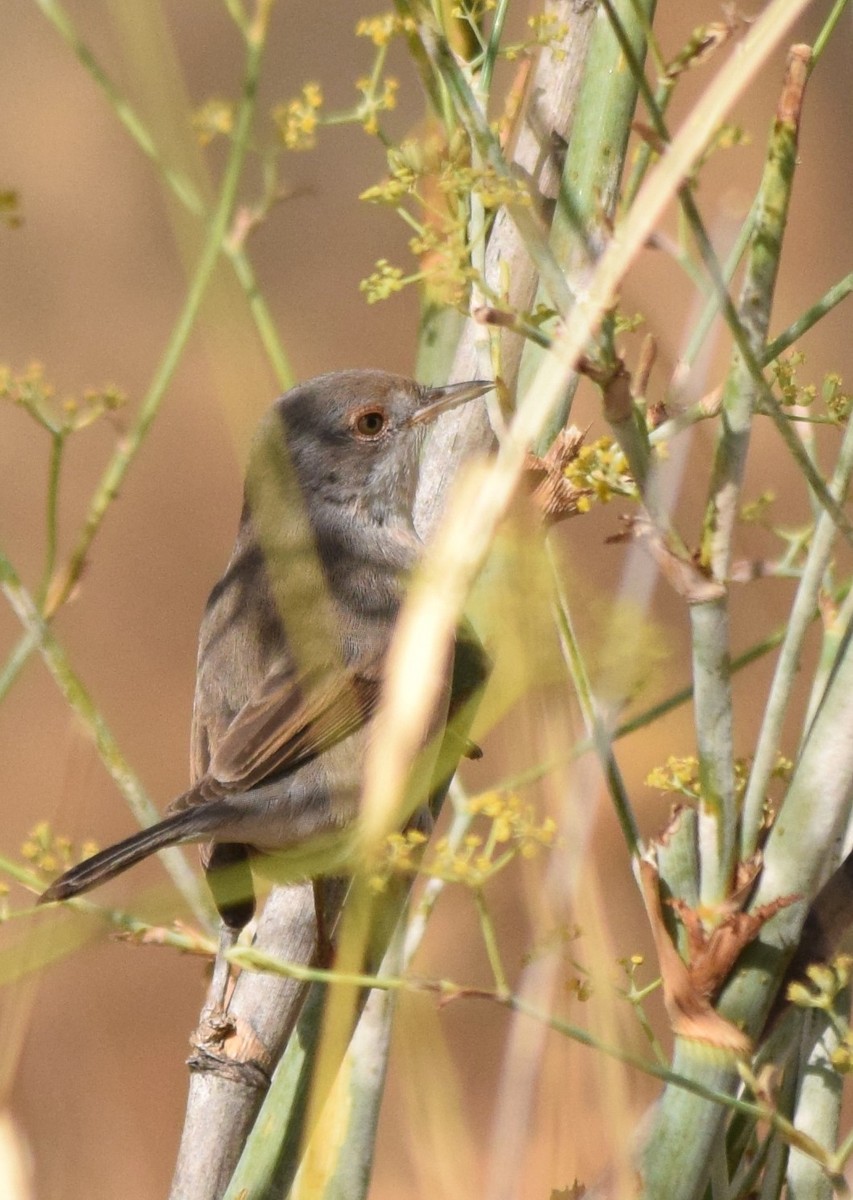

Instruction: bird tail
[37,804,221,905]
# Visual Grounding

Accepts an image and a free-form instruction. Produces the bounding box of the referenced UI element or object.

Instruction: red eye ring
[353,408,387,438]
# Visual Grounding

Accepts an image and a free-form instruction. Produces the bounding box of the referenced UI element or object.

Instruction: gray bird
[38,370,491,954]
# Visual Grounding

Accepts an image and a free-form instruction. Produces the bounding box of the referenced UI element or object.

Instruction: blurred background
[1,2,851,1197]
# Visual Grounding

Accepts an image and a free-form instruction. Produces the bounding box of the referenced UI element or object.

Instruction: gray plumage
[39,370,491,923]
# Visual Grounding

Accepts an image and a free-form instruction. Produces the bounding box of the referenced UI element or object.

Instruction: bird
[38,369,491,989]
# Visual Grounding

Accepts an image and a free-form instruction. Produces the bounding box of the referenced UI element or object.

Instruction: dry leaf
[523,425,590,522]
[640,856,796,1053]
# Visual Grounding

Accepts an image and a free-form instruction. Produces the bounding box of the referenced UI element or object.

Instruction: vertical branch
[700,46,810,582]
[690,46,810,907]
[786,1007,847,1200]
[638,40,821,1200]
[689,596,736,904]
[516,0,659,451]
[415,0,597,539]
[741,413,853,857]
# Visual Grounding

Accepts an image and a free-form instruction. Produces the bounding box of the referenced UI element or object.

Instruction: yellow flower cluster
[824,374,852,422]
[368,828,429,894]
[0,361,54,408]
[451,0,497,20]
[360,130,534,307]
[21,821,98,878]
[359,258,406,304]
[355,74,399,136]
[366,793,556,891]
[769,353,851,423]
[408,222,474,307]
[646,753,792,805]
[191,98,234,146]
[428,791,557,888]
[445,164,531,211]
[272,83,323,151]
[646,755,701,801]
[771,351,816,408]
[739,490,776,525]
[502,11,569,62]
[788,957,853,1071]
[788,957,853,1009]
[361,133,468,207]
[0,362,125,433]
[355,13,414,47]
[565,437,636,505]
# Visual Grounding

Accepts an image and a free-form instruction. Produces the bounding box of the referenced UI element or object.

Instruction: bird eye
[353,408,387,438]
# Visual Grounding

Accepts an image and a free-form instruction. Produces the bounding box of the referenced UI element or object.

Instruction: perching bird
[39,370,491,984]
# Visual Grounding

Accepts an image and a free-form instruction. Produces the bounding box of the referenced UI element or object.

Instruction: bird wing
[203,660,382,792]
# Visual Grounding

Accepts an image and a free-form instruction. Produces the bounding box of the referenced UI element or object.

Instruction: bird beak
[406,379,493,427]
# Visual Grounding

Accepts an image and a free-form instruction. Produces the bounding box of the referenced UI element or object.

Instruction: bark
[170,883,345,1199]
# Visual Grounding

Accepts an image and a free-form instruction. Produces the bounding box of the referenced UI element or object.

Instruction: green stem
[38,431,65,607]
[672,198,758,397]
[689,598,736,905]
[622,77,675,207]
[701,47,809,580]
[811,0,851,63]
[36,0,293,391]
[228,944,410,993]
[688,47,809,909]
[209,944,813,1137]
[47,3,270,617]
[480,0,509,93]
[832,1123,853,1172]
[548,542,640,857]
[0,632,38,704]
[413,23,573,316]
[392,0,449,120]
[223,237,294,389]
[605,22,852,548]
[222,0,250,35]
[474,887,510,997]
[805,576,853,736]
[465,66,496,387]
[741,413,853,857]
[511,996,765,1128]
[402,781,472,956]
[786,1008,845,1199]
[0,554,210,926]
[35,0,206,215]
[518,0,658,450]
[613,626,788,743]
[763,274,853,364]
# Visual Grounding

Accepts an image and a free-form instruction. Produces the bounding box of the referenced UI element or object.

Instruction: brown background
[2,2,852,1197]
